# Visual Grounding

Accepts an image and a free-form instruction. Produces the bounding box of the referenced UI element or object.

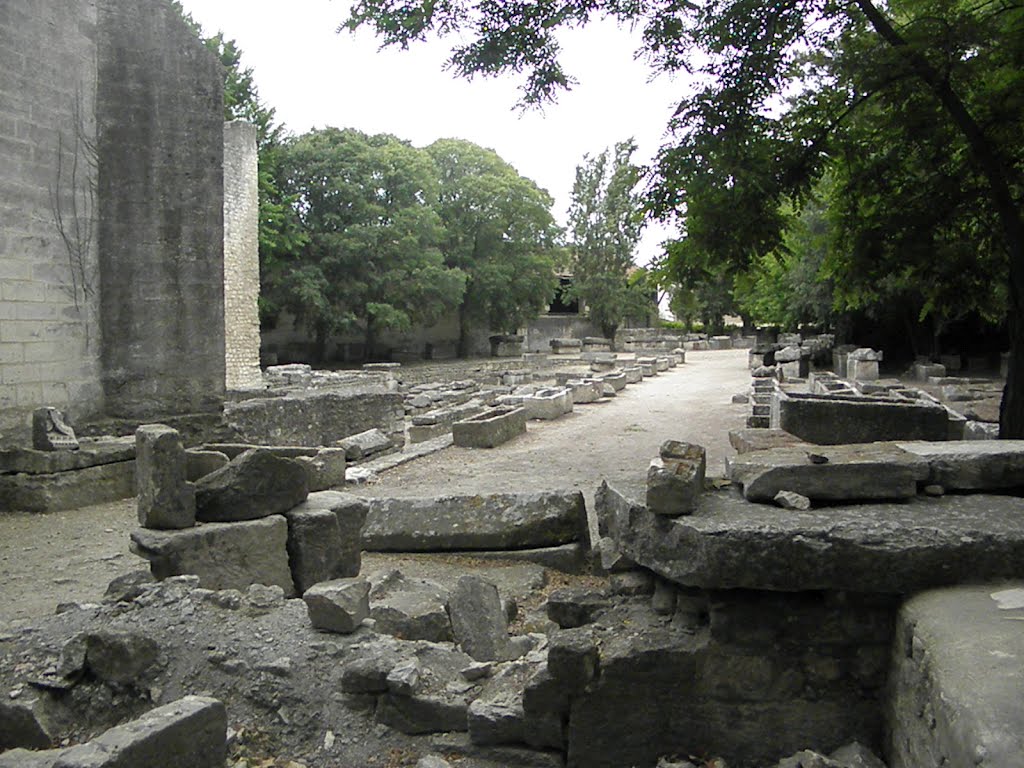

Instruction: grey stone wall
[95,0,225,418]
[0,0,104,441]
[223,121,262,390]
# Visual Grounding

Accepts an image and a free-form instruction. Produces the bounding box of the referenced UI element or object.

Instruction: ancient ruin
[2,3,1022,768]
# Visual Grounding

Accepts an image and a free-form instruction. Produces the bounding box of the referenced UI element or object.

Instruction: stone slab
[727,429,807,455]
[726,443,929,502]
[895,440,1024,491]
[604,484,1024,593]
[130,515,295,596]
[363,492,587,552]
[887,584,1024,768]
[0,461,136,513]
[0,438,135,475]
[26,696,226,768]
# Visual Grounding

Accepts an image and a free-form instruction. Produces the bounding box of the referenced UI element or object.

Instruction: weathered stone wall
[524,315,601,353]
[223,121,262,391]
[95,0,225,418]
[0,0,104,442]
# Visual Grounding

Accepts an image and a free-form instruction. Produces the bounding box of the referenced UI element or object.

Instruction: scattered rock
[303,578,371,634]
[103,569,155,603]
[370,570,452,642]
[135,424,196,530]
[774,490,811,510]
[59,630,160,685]
[337,429,393,461]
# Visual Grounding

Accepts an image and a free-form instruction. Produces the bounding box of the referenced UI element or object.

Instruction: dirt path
[0,349,750,628]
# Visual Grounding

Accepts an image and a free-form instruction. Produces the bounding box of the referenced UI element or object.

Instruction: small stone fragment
[545,588,610,628]
[923,484,945,497]
[774,490,812,511]
[387,658,421,695]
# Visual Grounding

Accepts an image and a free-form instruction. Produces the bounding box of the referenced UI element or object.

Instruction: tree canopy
[425,139,561,355]
[567,140,647,338]
[345,0,1024,436]
[278,128,466,359]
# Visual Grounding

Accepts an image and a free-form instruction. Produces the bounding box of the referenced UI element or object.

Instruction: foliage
[566,140,645,338]
[279,128,465,359]
[425,139,561,354]
[344,0,1024,435]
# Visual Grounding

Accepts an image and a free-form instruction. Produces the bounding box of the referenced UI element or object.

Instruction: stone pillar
[96,0,225,418]
[223,121,263,390]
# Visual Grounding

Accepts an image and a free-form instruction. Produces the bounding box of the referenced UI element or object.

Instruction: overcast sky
[178,0,687,265]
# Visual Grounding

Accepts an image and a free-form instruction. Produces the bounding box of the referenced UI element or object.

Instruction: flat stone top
[899,584,1024,764]
[897,440,1024,457]
[612,485,1024,593]
[0,437,135,475]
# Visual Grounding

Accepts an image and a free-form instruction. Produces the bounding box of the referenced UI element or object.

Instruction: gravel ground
[0,349,750,629]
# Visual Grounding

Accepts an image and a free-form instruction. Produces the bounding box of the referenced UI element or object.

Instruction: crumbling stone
[370,570,452,642]
[293,448,348,492]
[303,578,370,634]
[0,698,53,751]
[646,441,706,516]
[774,490,811,510]
[32,407,79,452]
[195,448,308,522]
[135,424,195,530]
[467,663,532,746]
[448,575,515,662]
[184,449,229,482]
[545,587,611,628]
[59,630,160,684]
[547,628,599,694]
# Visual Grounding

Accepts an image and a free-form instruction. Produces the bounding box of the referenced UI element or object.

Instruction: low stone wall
[225,390,404,446]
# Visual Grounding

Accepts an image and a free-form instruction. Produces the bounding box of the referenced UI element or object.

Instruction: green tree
[567,140,645,339]
[344,0,1024,436]
[425,139,561,356]
[279,128,466,360]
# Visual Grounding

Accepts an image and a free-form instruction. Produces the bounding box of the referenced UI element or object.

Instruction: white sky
[178,0,687,265]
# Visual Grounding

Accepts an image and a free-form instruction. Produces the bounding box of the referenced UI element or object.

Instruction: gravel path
[0,349,750,628]
[359,349,750,504]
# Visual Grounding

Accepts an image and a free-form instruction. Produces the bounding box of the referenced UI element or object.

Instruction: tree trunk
[457,302,470,359]
[314,321,328,364]
[364,318,377,362]
[854,0,1024,437]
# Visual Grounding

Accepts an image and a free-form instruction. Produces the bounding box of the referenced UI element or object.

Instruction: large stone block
[284,490,369,593]
[887,584,1024,768]
[605,483,1024,593]
[771,390,949,445]
[895,440,1024,491]
[726,443,929,502]
[195,448,308,522]
[52,696,225,768]
[130,515,295,596]
[0,460,136,513]
[452,406,527,448]
[224,390,404,446]
[363,491,587,551]
[135,424,195,530]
